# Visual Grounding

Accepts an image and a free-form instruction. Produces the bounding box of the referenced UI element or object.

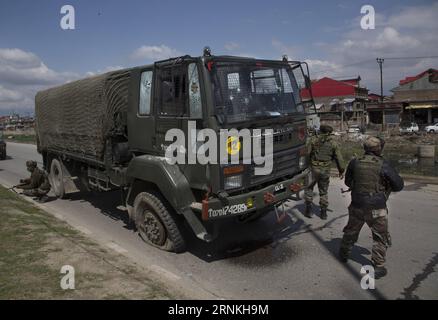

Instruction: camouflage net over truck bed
[35,69,132,161]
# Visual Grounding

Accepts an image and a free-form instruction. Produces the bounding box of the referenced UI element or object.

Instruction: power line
[384,55,438,60]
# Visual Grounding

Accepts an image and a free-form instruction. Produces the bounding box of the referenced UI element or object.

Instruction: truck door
[153,60,203,157]
[127,67,156,153]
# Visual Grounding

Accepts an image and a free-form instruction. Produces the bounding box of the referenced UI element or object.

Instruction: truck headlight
[299,156,307,169]
[224,175,243,190]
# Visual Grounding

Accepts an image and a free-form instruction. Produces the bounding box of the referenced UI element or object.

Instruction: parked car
[425,123,438,133]
[399,122,419,134]
[347,125,360,133]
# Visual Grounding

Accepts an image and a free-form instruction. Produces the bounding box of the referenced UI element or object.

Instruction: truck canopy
[35,68,132,160]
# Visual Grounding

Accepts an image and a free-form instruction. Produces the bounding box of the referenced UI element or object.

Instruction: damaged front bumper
[190,168,313,222]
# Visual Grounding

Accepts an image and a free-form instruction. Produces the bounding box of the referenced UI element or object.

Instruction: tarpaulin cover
[35,69,132,161]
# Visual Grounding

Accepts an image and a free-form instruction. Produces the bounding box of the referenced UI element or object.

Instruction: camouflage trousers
[340,206,391,267]
[304,166,331,208]
[23,188,49,198]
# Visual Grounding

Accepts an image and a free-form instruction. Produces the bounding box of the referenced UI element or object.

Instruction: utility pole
[376,58,384,102]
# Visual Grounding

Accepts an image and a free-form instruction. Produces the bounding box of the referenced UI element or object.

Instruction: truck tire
[133,191,186,253]
[50,159,66,199]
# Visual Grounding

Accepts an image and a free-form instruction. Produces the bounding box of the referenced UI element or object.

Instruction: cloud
[304,59,343,78]
[0,48,80,113]
[273,2,438,94]
[224,42,240,51]
[0,48,76,86]
[386,2,438,30]
[271,39,301,60]
[0,85,23,103]
[85,65,125,77]
[0,48,41,69]
[130,45,182,61]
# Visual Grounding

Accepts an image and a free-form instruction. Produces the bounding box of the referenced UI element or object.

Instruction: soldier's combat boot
[320,207,328,220]
[374,265,387,279]
[37,195,49,203]
[304,202,313,218]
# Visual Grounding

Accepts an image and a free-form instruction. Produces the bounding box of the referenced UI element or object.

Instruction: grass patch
[0,186,176,300]
[4,134,36,144]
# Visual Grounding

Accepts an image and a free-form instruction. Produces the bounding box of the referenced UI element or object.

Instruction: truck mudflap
[191,169,313,221]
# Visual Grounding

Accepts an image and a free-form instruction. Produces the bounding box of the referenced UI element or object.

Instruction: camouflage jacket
[21,168,51,191]
[308,133,345,173]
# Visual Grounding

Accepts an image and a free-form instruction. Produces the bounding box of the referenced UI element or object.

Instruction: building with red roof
[301,76,368,105]
[391,68,438,125]
[301,76,368,131]
[365,69,438,129]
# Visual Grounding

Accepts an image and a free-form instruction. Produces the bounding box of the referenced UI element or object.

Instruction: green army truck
[0,130,6,160]
[35,49,315,252]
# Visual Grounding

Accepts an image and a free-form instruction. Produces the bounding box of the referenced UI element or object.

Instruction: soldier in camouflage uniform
[16,160,51,203]
[304,125,345,219]
[339,136,404,279]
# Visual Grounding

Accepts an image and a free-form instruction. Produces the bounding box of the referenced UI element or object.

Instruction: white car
[425,123,438,133]
[399,122,419,134]
[347,125,361,133]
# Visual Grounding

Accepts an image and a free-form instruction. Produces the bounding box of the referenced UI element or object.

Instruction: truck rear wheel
[50,159,66,199]
[133,192,186,253]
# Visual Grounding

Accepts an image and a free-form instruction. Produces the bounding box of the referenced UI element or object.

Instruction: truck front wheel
[133,192,186,253]
[50,159,66,199]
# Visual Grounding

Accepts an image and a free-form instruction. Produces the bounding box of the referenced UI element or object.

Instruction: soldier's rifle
[8,182,27,193]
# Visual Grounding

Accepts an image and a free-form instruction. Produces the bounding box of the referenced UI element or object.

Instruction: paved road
[1,142,437,299]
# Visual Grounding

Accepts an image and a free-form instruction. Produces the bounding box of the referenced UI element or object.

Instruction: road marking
[106,242,128,254]
[150,264,181,281]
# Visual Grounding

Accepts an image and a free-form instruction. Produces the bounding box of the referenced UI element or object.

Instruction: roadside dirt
[0,185,181,300]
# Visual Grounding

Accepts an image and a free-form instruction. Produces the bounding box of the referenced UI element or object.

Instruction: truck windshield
[210,61,304,124]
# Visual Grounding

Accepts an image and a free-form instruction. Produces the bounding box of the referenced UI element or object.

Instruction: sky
[0,0,437,114]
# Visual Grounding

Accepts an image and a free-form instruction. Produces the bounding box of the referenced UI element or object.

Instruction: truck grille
[249,148,299,185]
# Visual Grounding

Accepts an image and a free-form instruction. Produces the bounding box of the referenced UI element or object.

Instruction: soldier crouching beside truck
[15,160,51,203]
[339,136,404,279]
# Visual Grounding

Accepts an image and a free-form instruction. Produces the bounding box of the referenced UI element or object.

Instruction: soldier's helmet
[364,136,383,154]
[320,125,334,134]
[26,160,37,169]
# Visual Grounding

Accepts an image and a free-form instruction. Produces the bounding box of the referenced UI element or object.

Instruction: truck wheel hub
[141,210,166,246]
